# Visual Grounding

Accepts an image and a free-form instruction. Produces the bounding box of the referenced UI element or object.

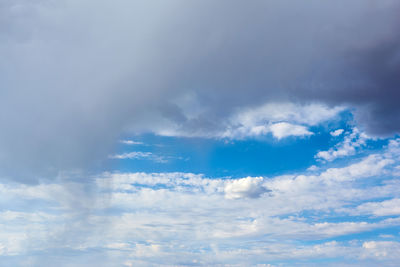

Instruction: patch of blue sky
[119,182,171,191]
[109,110,394,179]
[111,132,330,177]
[111,135,387,180]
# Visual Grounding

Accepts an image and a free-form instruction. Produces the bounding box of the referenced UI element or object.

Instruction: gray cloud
[1,0,400,181]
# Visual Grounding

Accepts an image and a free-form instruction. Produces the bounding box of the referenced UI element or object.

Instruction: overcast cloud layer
[1,0,400,181]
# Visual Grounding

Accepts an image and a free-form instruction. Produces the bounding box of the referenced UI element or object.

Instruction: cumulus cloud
[1,0,400,181]
[224,177,269,199]
[269,122,313,139]
[218,103,343,139]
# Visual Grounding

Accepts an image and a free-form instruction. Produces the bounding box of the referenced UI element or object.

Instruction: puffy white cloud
[220,103,342,139]
[224,177,268,199]
[269,122,313,139]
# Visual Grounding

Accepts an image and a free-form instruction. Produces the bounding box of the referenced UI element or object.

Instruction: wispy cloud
[119,140,143,145]
[109,151,168,163]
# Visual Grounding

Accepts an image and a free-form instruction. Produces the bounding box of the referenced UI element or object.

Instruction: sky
[1,0,400,266]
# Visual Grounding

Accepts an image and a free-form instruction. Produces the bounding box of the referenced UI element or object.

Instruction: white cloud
[319,154,393,182]
[316,128,370,161]
[361,241,400,260]
[154,102,343,140]
[109,151,168,163]
[355,198,400,217]
[233,103,345,127]
[220,103,343,140]
[110,151,152,159]
[307,165,319,171]
[269,122,313,139]
[224,177,268,199]
[119,140,143,145]
[331,129,344,136]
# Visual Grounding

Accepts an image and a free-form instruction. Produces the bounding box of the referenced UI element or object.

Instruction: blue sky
[1,1,400,266]
[110,110,386,178]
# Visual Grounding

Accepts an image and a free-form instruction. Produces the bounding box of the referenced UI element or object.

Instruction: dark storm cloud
[344,38,400,136]
[291,10,400,136]
[1,0,399,181]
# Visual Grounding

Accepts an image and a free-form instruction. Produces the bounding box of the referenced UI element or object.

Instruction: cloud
[269,122,313,139]
[110,151,152,159]
[331,129,344,137]
[307,165,319,171]
[361,241,400,260]
[232,103,345,127]
[1,0,400,181]
[119,140,143,145]
[316,128,370,162]
[109,151,169,163]
[355,198,400,217]
[224,177,269,199]
[154,102,342,139]
[218,103,343,139]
